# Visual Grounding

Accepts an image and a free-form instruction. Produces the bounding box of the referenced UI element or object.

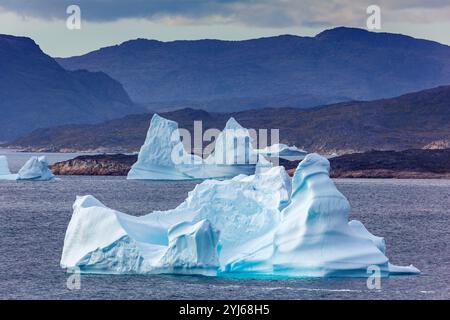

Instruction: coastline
[48,150,450,179]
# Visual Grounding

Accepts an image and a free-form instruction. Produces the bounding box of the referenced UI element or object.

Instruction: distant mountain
[8,85,450,154]
[57,27,450,111]
[0,34,143,142]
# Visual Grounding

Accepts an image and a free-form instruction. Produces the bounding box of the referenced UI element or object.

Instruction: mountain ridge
[7,85,450,154]
[56,27,450,111]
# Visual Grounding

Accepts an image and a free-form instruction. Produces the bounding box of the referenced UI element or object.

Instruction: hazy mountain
[57,27,450,111]
[0,34,142,142]
[8,85,450,154]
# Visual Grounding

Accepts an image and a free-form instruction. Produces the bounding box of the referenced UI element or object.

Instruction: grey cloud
[0,0,449,27]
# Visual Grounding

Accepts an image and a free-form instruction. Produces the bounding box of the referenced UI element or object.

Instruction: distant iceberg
[127,114,264,181]
[61,154,419,277]
[0,155,17,180]
[17,156,55,181]
[0,155,55,181]
[257,143,307,158]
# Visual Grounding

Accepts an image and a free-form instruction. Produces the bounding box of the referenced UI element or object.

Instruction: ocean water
[0,153,449,299]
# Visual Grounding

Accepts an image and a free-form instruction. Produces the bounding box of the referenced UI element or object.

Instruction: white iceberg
[61,153,419,277]
[61,165,290,275]
[0,155,17,180]
[127,114,262,180]
[1,155,55,181]
[225,154,419,277]
[17,156,55,181]
[257,143,307,159]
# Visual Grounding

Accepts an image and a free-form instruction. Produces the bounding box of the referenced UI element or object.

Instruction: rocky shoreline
[49,148,450,179]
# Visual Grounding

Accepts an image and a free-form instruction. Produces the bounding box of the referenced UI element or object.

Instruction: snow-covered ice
[127,114,261,180]
[17,156,55,181]
[0,155,17,180]
[61,153,419,277]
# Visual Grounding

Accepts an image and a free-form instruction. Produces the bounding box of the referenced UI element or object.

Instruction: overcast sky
[1,0,449,57]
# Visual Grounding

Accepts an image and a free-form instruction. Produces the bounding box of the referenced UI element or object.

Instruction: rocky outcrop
[50,154,137,176]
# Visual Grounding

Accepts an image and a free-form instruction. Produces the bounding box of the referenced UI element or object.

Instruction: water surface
[0,175,449,300]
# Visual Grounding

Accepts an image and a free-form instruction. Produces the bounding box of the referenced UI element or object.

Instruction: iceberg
[257,143,307,159]
[127,114,263,181]
[225,154,419,277]
[61,154,419,277]
[17,156,55,181]
[61,165,290,275]
[0,155,17,180]
[1,155,54,181]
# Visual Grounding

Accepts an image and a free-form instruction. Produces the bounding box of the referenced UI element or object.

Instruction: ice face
[17,156,55,181]
[61,154,420,277]
[156,220,220,275]
[127,114,261,180]
[0,155,17,180]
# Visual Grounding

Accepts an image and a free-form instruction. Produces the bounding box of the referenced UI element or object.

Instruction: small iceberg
[0,155,17,180]
[17,156,55,181]
[257,143,307,159]
[127,114,265,181]
[61,153,419,277]
[0,155,55,181]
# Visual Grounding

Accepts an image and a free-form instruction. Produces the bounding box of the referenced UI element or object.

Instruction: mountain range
[57,27,450,112]
[0,34,142,142]
[8,85,450,154]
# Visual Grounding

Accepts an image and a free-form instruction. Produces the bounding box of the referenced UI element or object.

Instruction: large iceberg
[61,153,419,277]
[0,156,17,180]
[127,114,262,180]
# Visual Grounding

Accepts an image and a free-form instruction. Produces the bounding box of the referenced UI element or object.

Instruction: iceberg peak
[224,117,244,130]
[292,153,330,193]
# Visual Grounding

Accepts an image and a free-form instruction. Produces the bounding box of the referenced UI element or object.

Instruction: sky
[0,0,449,57]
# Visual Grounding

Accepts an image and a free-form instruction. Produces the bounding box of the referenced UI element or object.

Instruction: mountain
[0,34,143,142]
[7,85,450,154]
[56,27,450,111]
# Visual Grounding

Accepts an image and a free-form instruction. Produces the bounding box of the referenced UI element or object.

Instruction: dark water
[0,176,449,300]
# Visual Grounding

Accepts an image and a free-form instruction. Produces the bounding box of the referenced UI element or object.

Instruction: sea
[0,150,449,299]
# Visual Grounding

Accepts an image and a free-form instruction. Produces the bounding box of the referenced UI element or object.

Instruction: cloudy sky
[0,0,449,57]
